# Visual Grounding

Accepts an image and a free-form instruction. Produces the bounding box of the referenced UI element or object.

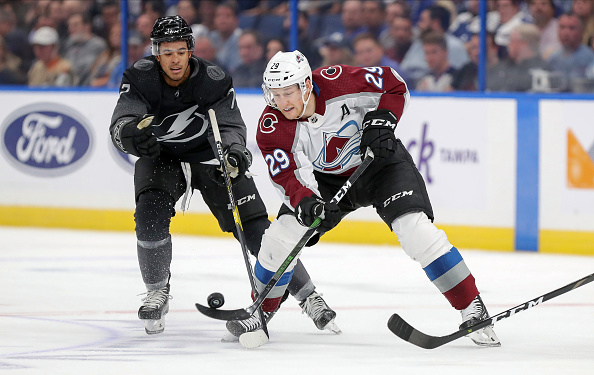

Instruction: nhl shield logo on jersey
[313,120,361,172]
[320,66,343,80]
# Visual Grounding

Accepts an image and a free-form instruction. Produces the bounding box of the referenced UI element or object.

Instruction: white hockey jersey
[256,64,410,210]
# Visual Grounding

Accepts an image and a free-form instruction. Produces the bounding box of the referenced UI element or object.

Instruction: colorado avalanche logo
[313,120,360,172]
[259,112,278,134]
[320,66,342,80]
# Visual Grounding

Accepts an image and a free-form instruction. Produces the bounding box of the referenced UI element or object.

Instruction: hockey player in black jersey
[109,16,340,336]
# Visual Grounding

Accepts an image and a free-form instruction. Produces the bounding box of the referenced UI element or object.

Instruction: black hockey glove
[117,115,160,158]
[360,109,398,161]
[296,195,342,233]
[224,143,252,178]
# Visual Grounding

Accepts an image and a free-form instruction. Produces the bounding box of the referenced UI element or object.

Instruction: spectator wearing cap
[353,32,408,82]
[319,32,354,66]
[27,26,76,86]
[63,12,107,85]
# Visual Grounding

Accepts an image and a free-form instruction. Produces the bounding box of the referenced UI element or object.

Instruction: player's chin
[281,107,298,120]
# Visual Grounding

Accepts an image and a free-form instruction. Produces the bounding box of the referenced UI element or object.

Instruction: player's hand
[360,109,398,161]
[224,143,252,178]
[296,195,342,233]
[119,115,160,158]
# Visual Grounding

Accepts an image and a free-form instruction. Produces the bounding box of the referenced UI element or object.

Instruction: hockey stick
[207,109,269,337]
[196,148,375,321]
[388,271,594,349]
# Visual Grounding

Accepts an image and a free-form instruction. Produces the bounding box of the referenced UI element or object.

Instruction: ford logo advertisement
[1,103,94,176]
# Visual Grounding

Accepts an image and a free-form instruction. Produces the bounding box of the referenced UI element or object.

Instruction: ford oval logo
[1,103,94,176]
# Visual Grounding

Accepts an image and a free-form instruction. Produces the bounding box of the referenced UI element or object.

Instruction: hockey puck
[207,292,225,309]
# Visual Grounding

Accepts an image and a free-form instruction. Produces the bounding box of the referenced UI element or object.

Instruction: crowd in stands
[1,0,594,92]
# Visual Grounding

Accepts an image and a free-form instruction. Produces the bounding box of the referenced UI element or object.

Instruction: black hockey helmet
[150,15,195,55]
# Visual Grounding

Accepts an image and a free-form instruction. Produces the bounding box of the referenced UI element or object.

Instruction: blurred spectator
[548,12,594,90]
[339,0,367,46]
[416,31,456,91]
[135,13,155,56]
[0,34,26,84]
[282,11,321,69]
[450,0,500,43]
[143,0,166,21]
[380,0,411,50]
[232,30,267,88]
[89,22,121,87]
[63,12,107,85]
[318,32,354,66]
[197,0,218,32]
[353,32,407,81]
[0,8,32,73]
[209,2,242,72]
[385,15,413,63]
[266,38,285,61]
[528,0,561,60]
[28,26,76,86]
[494,0,528,56]
[572,0,594,47]
[175,0,198,25]
[107,32,146,88]
[488,23,550,91]
[92,0,120,40]
[194,35,222,66]
[362,0,387,39]
[452,32,499,91]
[401,5,470,86]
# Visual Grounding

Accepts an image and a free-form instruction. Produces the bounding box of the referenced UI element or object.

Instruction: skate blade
[221,331,239,343]
[324,320,342,335]
[239,330,269,349]
[468,326,501,347]
[144,317,165,335]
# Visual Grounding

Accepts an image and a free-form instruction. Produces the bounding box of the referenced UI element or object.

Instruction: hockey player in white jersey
[230,50,501,348]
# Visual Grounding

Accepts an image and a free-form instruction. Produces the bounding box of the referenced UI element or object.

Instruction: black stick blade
[195,303,251,321]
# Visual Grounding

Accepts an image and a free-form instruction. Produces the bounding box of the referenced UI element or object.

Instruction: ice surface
[1,227,593,375]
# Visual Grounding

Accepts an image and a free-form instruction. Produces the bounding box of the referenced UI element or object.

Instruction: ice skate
[226,310,276,337]
[460,295,501,347]
[299,291,341,334]
[138,284,171,334]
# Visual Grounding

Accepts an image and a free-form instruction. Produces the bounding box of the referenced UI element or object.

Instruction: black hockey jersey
[110,55,246,163]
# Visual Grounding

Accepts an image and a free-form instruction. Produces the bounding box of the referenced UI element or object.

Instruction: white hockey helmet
[262,50,313,113]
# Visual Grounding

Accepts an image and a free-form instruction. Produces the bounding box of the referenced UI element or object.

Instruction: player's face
[156,40,192,86]
[270,84,305,120]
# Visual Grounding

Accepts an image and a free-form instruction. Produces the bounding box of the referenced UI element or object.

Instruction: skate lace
[301,292,328,321]
[139,288,171,309]
[461,296,485,322]
[238,313,265,331]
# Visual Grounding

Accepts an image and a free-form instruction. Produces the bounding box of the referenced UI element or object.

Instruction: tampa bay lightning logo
[313,120,360,172]
[154,105,208,143]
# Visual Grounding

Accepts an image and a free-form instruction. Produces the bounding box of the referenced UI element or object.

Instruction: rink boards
[0,89,592,255]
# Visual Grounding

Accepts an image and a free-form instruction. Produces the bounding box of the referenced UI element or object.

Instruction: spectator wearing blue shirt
[548,12,594,91]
